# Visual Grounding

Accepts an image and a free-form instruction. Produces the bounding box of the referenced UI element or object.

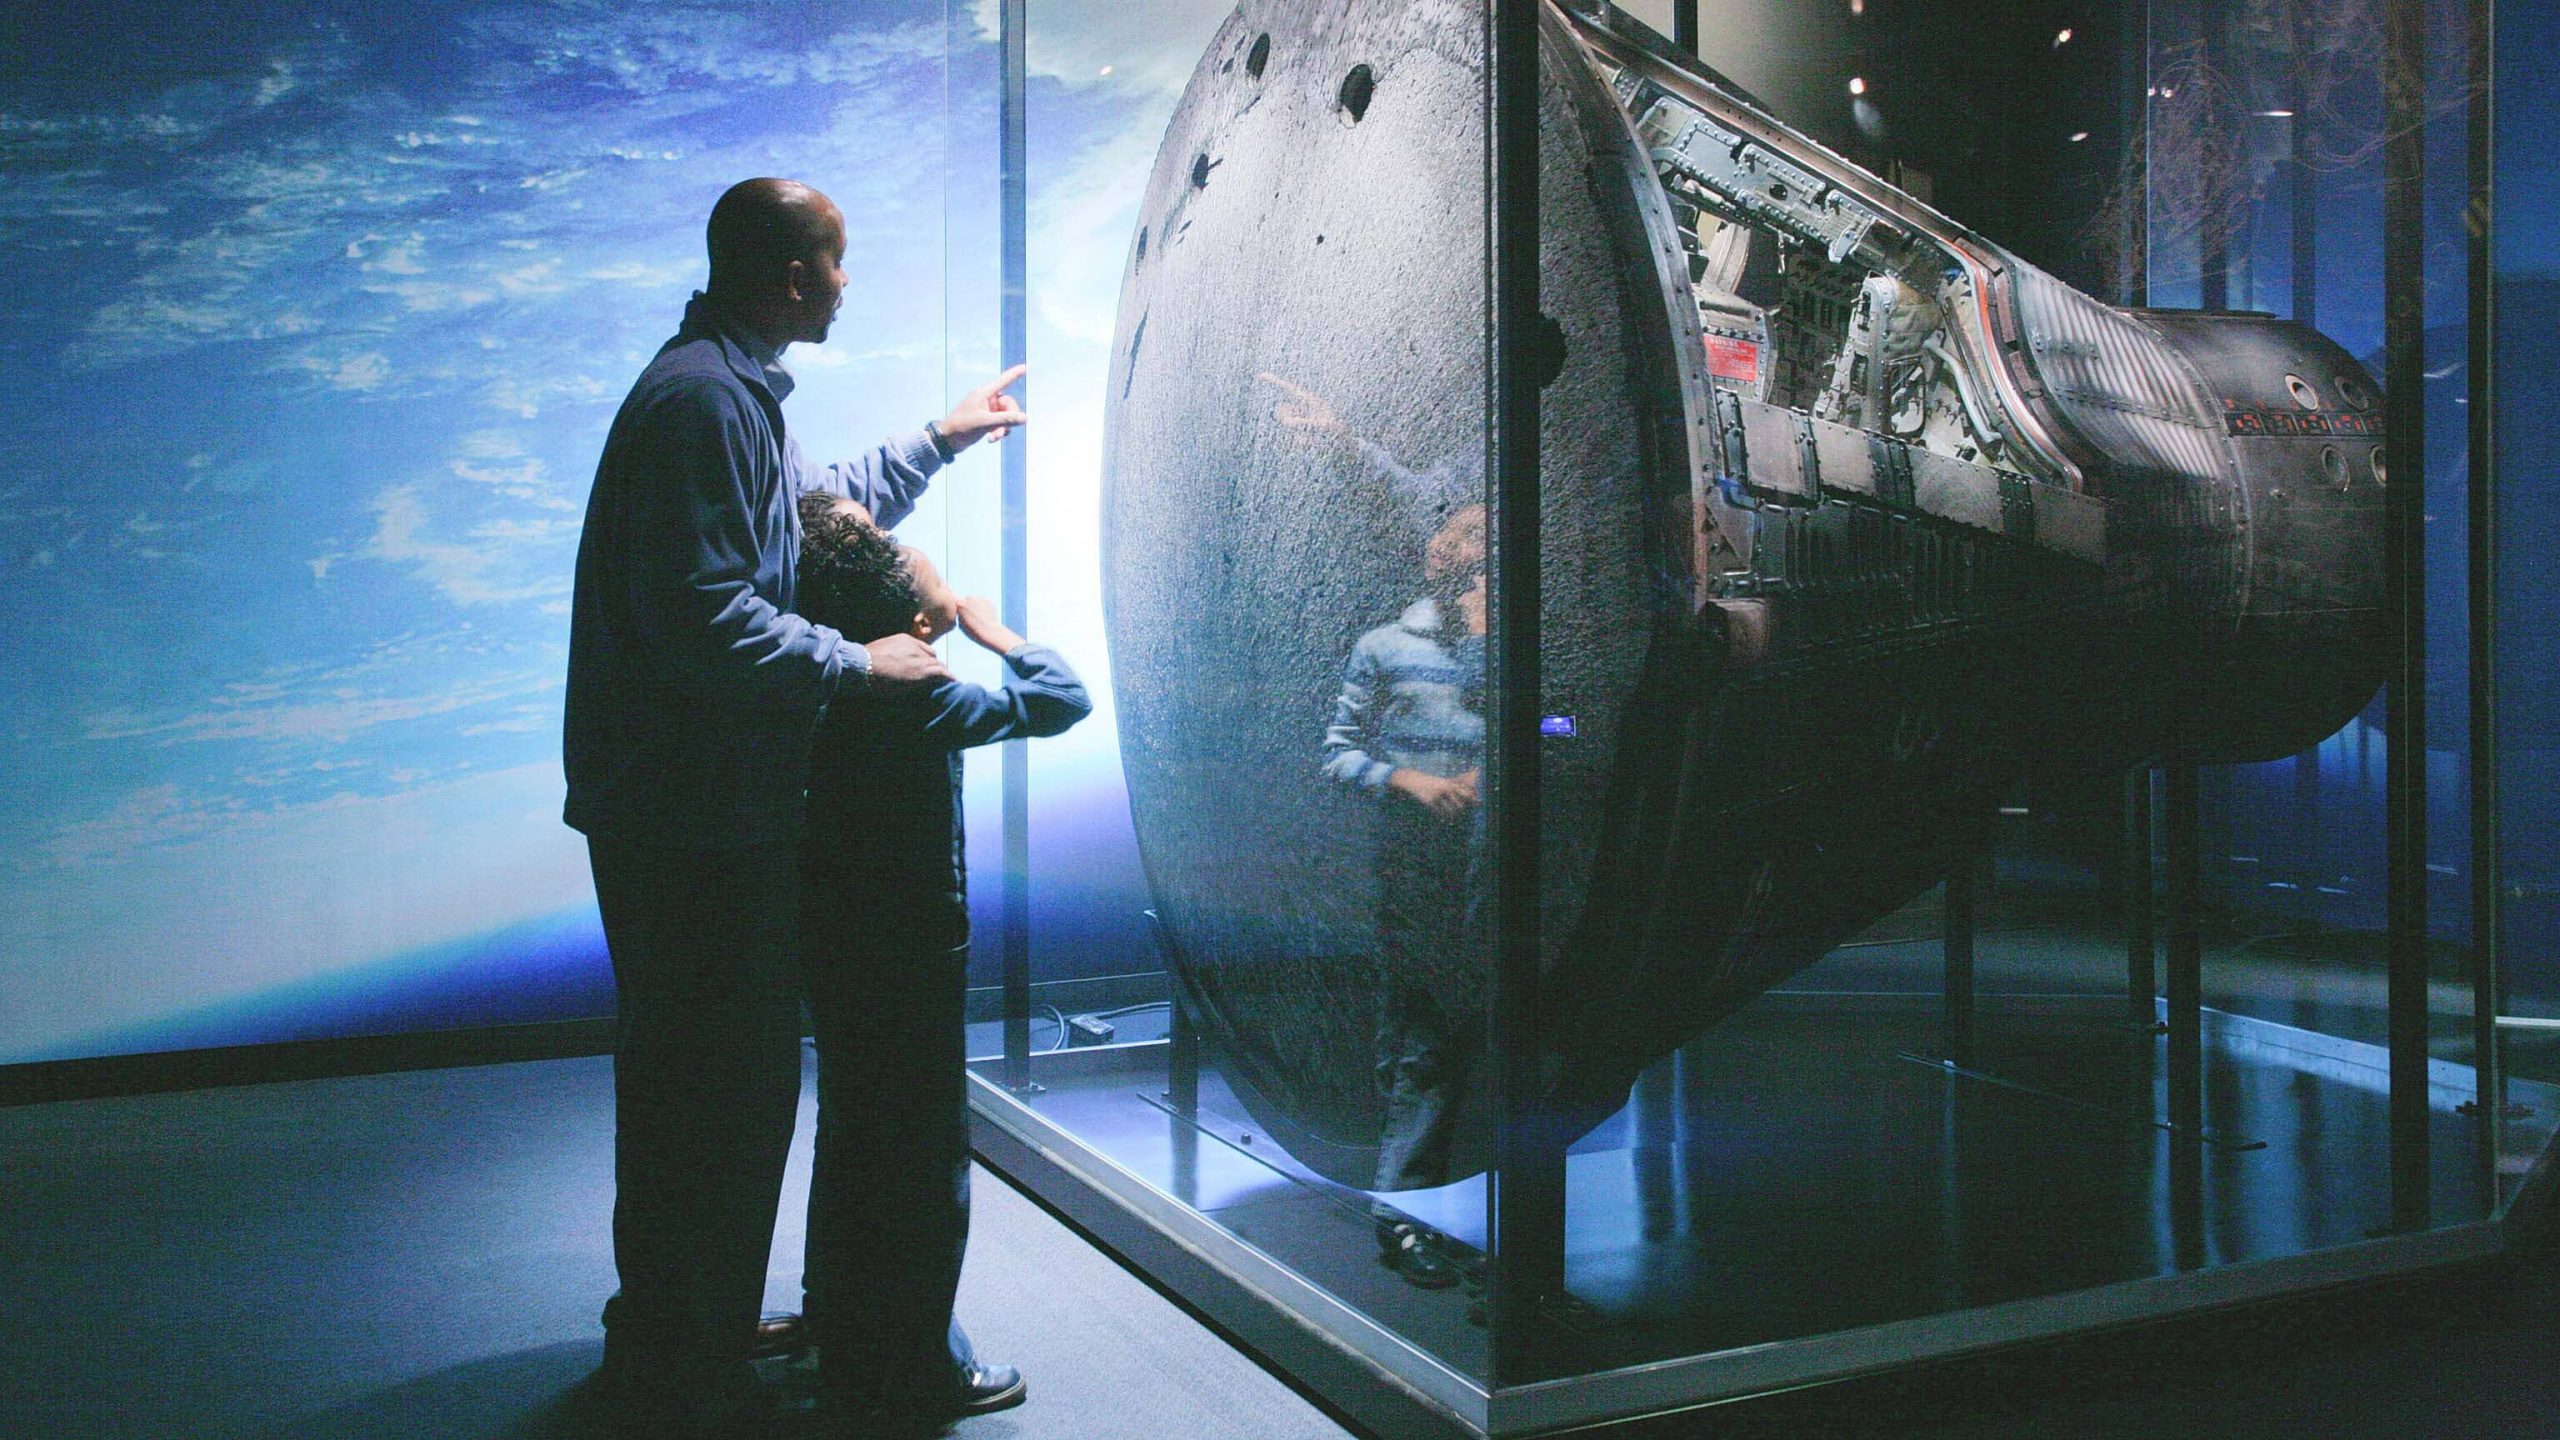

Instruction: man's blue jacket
[564,294,943,848]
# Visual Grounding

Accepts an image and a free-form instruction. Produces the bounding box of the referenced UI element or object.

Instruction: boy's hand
[955,595,1026,655]
[863,633,953,688]
[1388,767,1478,821]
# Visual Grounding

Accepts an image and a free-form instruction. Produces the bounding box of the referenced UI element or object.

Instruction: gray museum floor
[0,1051,1352,1440]
[9,908,2560,1440]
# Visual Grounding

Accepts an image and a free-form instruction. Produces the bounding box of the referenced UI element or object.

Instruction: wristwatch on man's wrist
[923,419,956,462]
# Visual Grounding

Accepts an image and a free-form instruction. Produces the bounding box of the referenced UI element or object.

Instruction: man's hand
[862,633,952,688]
[1258,372,1345,446]
[938,365,1028,452]
[1387,767,1478,821]
[954,595,1026,656]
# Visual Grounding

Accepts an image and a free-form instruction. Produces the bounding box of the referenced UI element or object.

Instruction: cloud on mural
[0,0,1175,1062]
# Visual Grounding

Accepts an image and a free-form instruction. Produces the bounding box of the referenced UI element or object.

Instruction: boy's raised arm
[911,596,1090,747]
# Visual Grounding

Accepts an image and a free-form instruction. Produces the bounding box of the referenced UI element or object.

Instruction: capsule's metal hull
[1101,1,2386,1187]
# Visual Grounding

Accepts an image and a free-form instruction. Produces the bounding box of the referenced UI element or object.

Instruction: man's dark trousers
[798,868,972,1387]
[590,835,806,1409]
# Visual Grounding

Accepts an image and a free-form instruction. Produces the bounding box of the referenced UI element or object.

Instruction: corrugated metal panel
[2009,265,2229,494]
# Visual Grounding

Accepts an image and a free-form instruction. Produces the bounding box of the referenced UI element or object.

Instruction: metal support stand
[2286,6,2317,330]
[1167,1021,1201,1209]
[1150,911,1202,1119]
[1144,910,1203,1205]
[1632,1059,1676,1241]
[1937,1068,1971,1308]
[2164,763,2208,1269]
[1629,1041,1714,1242]
[1675,1040,1709,1225]
[1167,994,1200,1116]
[2168,1097,2208,1271]
[1943,859,1978,1071]
[2126,769,2159,1029]
[2164,765,2204,1142]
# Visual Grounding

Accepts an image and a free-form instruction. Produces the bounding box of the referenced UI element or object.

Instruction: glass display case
[946,1,2555,1433]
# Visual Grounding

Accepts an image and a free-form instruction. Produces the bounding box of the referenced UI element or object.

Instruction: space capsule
[1101,0,2384,1189]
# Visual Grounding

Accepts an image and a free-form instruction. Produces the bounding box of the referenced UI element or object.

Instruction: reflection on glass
[1300,400,1489,1282]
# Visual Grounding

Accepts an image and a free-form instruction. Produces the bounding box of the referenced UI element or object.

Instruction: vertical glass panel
[2136,0,2514,1263]
[2133,0,2486,1093]
[964,0,1498,1386]
[2488,0,2560,1200]
[941,0,1010,1064]
[2148,0,2502,1237]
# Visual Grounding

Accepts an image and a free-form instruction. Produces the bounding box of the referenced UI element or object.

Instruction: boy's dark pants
[799,869,973,1388]
[589,837,806,1414]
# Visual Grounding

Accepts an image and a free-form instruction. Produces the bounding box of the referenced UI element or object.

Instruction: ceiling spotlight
[1099,65,1115,77]
[1850,0,1865,14]
[2256,108,2296,117]
[1849,75,1867,96]
[2069,130,2090,142]
[2054,27,2074,45]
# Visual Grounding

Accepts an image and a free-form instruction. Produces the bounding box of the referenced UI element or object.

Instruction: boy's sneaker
[754,1310,811,1359]
[872,1358,1029,1420]
[804,1322,1028,1426]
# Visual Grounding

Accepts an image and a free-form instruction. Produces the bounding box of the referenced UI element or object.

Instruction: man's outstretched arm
[795,365,1029,527]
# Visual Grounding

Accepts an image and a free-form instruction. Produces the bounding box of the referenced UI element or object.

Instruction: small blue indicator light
[1539,714,1579,737]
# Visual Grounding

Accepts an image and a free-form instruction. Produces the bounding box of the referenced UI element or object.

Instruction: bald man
[565,177,1024,1438]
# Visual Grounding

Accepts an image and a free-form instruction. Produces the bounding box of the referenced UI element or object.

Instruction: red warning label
[1705,335,1760,383]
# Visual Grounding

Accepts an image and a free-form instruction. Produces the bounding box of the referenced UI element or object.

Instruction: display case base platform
[967,987,2556,1438]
